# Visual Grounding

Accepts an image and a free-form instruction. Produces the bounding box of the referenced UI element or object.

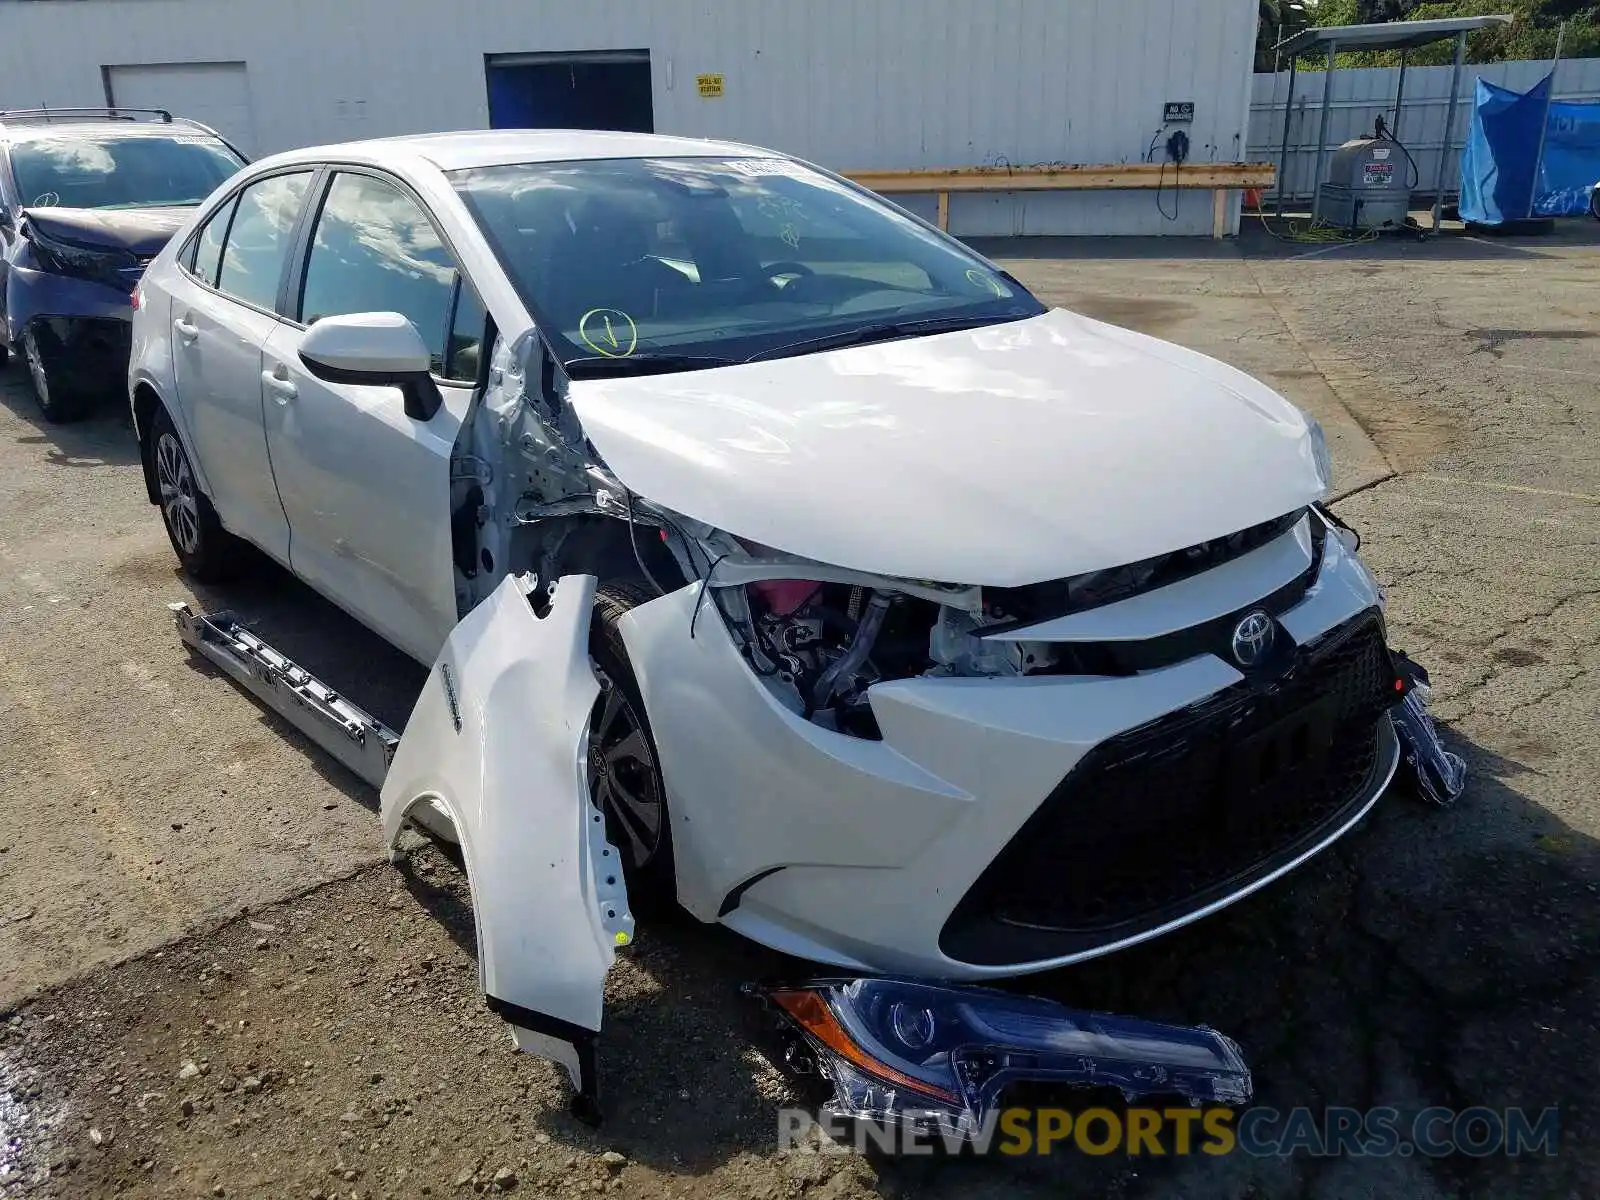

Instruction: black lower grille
[941,610,1400,966]
[41,316,132,388]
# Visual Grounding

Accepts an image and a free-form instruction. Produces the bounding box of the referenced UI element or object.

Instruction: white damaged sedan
[130,131,1410,1106]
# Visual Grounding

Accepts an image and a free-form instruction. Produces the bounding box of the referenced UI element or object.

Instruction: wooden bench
[845,162,1278,239]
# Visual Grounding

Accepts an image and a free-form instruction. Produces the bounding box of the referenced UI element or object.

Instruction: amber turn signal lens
[769,988,960,1104]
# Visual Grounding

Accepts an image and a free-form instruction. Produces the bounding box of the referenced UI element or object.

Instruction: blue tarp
[1459,74,1600,224]
[1538,96,1600,216]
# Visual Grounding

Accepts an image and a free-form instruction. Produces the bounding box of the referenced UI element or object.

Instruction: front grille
[940,610,1399,967]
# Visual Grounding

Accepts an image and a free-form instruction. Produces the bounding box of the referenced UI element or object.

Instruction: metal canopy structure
[1272,14,1514,229]
[1276,15,1513,55]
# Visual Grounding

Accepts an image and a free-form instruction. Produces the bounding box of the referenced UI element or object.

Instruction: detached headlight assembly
[755,977,1252,1136]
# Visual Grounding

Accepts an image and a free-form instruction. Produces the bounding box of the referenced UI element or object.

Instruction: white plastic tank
[1317,136,1410,230]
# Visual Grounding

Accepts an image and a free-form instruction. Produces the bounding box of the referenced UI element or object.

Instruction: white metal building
[0,0,1261,236]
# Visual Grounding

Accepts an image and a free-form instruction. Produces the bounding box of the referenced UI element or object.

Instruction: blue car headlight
[757,977,1252,1135]
[24,223,142,291]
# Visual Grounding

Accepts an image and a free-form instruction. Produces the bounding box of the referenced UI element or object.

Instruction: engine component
[813,592,890,710]
[735,574,1068,736]
[928,606,1022,678]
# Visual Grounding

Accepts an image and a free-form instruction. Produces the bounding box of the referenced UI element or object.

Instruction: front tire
[588,581,675,904]
[20,324,91,424]
[149,405,247,582]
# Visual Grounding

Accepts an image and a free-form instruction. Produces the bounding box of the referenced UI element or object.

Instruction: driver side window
[298,171,461,375]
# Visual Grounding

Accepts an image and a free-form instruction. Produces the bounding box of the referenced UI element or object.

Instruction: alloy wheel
[155,432,201,555]
[587,668,665,870]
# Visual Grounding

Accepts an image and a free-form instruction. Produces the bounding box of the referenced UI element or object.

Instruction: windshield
[451,156,1044,373]
[11,134,245,210]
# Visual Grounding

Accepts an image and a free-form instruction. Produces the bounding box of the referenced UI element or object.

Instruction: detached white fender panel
[379,574,633,1107]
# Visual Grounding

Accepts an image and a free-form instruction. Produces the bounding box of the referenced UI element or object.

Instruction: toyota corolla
[129,130,1425,1108]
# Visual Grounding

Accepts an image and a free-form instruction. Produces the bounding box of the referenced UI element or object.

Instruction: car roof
[1,118,216,145]
[248,128,784,174]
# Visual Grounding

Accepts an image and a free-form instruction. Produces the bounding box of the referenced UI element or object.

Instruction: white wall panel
[0,0,1259,236]
[106,61,256,154]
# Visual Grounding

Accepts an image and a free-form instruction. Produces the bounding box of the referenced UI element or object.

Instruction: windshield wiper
[745,312,1031,363]
[563,353,741,379]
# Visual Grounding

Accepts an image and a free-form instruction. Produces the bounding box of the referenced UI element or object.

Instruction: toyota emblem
[1231,611,1275,667]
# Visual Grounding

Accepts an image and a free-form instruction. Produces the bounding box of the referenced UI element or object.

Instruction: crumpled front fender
[380,574,634,1113]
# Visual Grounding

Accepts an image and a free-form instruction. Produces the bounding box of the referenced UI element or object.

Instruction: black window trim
[442,270,464,373]
[174,163,324,323]
[0,150,21,218]
[286,161,483,385]
[181,189,238,279]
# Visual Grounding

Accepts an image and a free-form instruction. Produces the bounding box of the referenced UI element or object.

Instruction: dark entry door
[485,50,653,132]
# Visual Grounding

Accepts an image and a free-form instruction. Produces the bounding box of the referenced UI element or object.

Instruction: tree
[1309,0,1599,65]
[1256,0,1320,70]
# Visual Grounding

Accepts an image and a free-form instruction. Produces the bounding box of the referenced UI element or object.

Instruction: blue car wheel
[20,323,91,424]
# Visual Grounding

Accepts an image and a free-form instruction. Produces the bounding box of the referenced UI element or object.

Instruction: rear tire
[21,324,91,424]
[149,405,248,583]
[588,581,676,905]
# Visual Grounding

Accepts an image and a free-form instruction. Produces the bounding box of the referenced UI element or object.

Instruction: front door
[261,169,486,663]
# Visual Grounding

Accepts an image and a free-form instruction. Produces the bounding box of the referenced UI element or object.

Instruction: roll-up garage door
[105,62,257,156]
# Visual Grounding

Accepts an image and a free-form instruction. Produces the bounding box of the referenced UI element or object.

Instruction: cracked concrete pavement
[1,223,1597,1197]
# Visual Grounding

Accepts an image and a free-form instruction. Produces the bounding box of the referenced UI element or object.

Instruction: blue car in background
[0,108,246,422]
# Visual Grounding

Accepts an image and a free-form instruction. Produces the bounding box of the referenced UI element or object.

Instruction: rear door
[168,169,314,562]
[261,167,486,663]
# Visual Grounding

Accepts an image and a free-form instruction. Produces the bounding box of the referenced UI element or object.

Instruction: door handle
[173,317,199,341]
[262,368,298,403]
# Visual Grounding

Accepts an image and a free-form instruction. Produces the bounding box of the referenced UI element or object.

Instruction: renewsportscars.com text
[779,1105,1560,1158]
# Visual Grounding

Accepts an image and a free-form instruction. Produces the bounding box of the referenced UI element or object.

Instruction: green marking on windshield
[578,308,639,358]
[966,268,1009,297]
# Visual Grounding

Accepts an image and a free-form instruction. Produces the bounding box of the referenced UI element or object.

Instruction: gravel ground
[2,222,1598,1198]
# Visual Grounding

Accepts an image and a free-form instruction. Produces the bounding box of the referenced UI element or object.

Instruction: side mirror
[298,312,442,421]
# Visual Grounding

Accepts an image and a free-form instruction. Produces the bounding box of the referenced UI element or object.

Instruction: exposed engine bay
[449,328,1072,741]
[447,331,1343,745]
[729,579,1058,738]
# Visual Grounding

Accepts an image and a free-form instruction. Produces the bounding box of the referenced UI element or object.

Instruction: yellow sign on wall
[697,73,725,98]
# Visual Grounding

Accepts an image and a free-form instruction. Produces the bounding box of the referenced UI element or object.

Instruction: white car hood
[568,308,1326,587]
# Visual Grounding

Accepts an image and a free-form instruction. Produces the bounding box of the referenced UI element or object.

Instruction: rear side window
[189,195,238,288]
[216,171,312,311]
[298,172,458,372]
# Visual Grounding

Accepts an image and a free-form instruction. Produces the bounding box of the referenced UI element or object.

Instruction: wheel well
[519,513,691,596]
[132,384,163,506]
